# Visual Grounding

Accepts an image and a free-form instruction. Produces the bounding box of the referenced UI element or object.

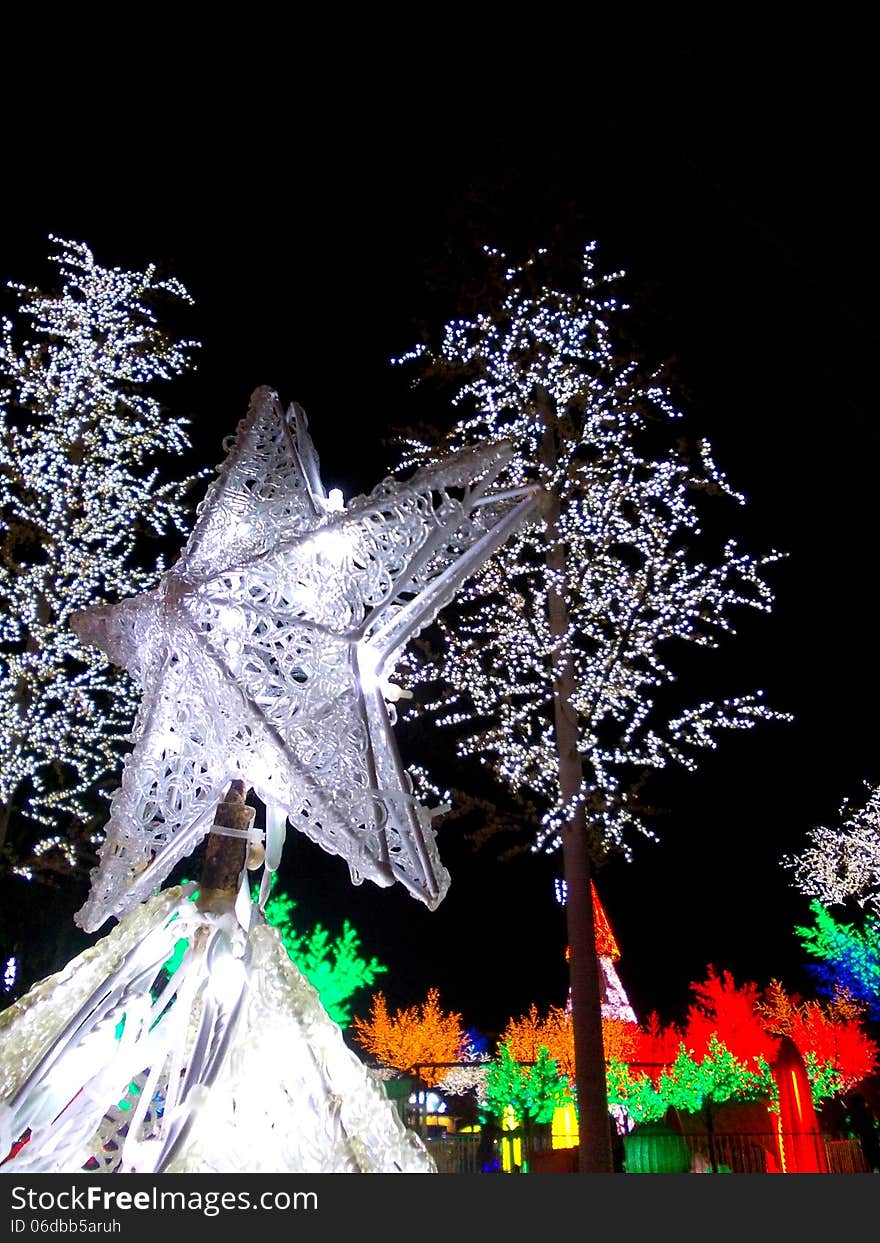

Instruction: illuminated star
[72,387,539,932]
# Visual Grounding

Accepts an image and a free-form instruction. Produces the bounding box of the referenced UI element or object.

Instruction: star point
[72,387,540,932]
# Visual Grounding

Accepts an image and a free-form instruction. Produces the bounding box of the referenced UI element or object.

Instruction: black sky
[2,36,878,1039]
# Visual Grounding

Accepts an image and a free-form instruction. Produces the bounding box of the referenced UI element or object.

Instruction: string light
[0,237,199,867]
[785,781,880,917]
[393,244,786,857]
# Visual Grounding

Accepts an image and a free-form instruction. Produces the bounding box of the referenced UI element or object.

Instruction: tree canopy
[0,237,198,880]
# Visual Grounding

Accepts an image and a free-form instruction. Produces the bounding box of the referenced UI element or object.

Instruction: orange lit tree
[501,1002,639,1085]
[352,988,469,1086]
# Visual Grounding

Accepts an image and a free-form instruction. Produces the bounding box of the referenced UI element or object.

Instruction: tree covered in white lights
[393,243,784,1172]
[0,237,198,879]
[785,782,880,918]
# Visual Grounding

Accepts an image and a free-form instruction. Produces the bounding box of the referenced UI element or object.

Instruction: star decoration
[72,387,539,932]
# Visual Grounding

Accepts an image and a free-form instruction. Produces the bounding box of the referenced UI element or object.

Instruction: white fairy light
[0,237,199,866]
[436,1058,491,1103]
[2,957,15,993]
[71,387,540,932]
[393,244,786,858]
[784,781,880,916]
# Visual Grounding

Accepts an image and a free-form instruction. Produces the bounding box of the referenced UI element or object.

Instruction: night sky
[2,38,878,1045]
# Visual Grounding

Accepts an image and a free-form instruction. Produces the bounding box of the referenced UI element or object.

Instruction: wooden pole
[196,780,254,915]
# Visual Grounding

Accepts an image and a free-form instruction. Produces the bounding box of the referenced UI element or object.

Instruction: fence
[420,1130,869,1174]
[681,1132,867,1174]
[422,1129,555,1174]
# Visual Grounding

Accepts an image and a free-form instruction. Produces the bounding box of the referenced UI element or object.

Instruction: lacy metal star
[72,387,539,932]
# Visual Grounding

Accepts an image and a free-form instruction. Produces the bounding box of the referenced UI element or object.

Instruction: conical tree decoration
[555,878,637,1024]
[0,885,435,1173]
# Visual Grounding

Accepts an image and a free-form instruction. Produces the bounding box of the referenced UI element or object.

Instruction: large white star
[72,387,539,932]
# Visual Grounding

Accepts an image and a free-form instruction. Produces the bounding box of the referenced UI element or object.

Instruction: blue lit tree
[795,901,880,1022]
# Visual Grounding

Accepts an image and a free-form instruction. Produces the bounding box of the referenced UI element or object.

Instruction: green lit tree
[393,244,784,1171]
[605,968,878,1124]
[795,901,880,1022]
[154,884,386,1029]
[484,1042,571,1174]
[261,889,387,1026]
[485,1042,571,1125]
[0,237,198,881]
[606,1036,771,1125]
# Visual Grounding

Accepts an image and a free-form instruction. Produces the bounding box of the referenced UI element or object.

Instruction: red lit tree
[758,979,877,1095]
[608,969,879,1122]
[682,967,778,1067]
[630,1012,687,1081]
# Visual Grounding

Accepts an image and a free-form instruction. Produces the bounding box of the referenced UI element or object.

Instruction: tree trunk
[540,413,613,1175]
[0,798,12,854]
[559,811,612,1173]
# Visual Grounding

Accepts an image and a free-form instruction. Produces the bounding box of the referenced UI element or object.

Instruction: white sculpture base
[0,887,434,1174]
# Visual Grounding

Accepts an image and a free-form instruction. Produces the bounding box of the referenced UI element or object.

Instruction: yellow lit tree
[352,988,468,1086]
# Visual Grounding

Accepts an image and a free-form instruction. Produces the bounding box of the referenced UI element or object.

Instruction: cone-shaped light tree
[393,244,784,1172]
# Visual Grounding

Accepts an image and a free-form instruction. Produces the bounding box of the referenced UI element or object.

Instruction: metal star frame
[73,387,539,932]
